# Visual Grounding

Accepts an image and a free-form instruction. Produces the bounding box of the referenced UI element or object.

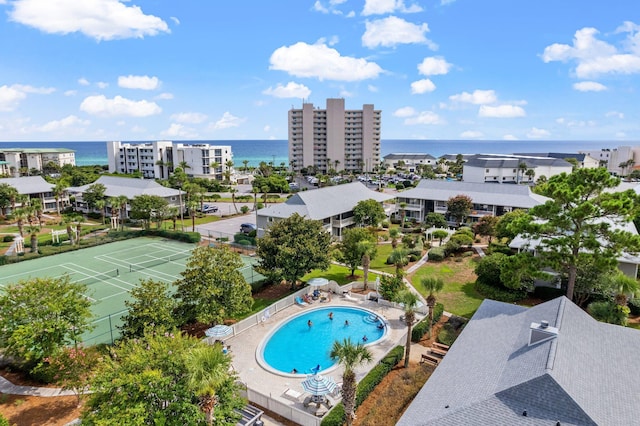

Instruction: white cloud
[97,81,109,89]
[542,26,640,78]
[64,90,77,96]
[572,81,607,91]
[417,57,452,76]
[478,104,526,118]
[131,125,146,133]
[37,115,89,132]
[449,89,497,104]
[118,75,160,90]
[616,131,627,138]
[170,112,208,124]
[211,112,245,130]
[460,130,483,138]
[263,81,311,98]
[313,1,329,13]
[0,85,27,111]
[503,134,519,140]
[80,95,162,117]
[9,0,170,41]
[156,92,174,100]
[116,120,125,126]
[362,16,436,49]
[161,123,198,138]
[78,78,90,86]
[393,106,416,117]
[13,84,55,94]
[605,110,624,119]
[410,79,436,94]
[170,16,180,25]
[441,0,456,4]
[404,111,444,125]
[362,0,423,16]
[368,84,378,92]
[263,125,271,132]
[527,127,551,138]
[270,41,383,81]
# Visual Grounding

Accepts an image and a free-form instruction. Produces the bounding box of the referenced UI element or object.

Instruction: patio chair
[283,387,303,401]
[295,296,308,306]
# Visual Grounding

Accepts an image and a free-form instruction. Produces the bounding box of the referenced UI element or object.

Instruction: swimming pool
[258,306,386,376]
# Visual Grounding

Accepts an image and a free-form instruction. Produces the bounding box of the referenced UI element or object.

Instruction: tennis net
[73,268,120,286]
[129,251,190,272]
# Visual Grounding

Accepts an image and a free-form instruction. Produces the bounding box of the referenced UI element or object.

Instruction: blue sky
[0,0,639,142]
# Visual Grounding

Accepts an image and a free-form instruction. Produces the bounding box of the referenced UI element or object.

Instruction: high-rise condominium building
[107,141,234,181]
[288,98,381,174]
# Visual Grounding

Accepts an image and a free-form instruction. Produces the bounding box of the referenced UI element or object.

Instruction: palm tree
[612,272,638,307]
[27,224,40,253]
[389,248,409,277]
[359,240,376,291]
[525,168,535,182]
[396,290,420,368]
[389,228,400,249]
[399,202,407,225]
[517,162,528,184]
[53,179,68,215]
[185,345,233,425]
[330,338,373,426]
[94,199,106,225]
[421,277,444,337]
[12,207,28,237]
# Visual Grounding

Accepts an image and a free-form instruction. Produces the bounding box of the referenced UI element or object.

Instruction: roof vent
[528,321,558,346]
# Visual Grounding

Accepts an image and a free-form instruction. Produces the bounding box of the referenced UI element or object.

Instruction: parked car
[199,204,219,213]
[240,223,257,234]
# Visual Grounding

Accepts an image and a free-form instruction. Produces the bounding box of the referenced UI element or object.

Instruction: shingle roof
[514,153,587,162]
[256,181,393,220]
[0,176,54,194]
[464,154,572,168]
[68,175,182,198]
[397,296,640,426]
[398,179,550,209]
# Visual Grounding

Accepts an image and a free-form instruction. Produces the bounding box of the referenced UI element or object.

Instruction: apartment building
[289,98,381,174]
[462,154,573,184]
[579,145,640,176]
[0,148,75,177]
[107,141,234,181]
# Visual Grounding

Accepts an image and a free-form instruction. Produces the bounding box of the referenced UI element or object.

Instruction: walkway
[0,375,76,397]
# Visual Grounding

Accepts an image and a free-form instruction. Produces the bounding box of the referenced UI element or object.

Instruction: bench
[432,342,450,351]
[420,353,440,365]
[429,347,448,357]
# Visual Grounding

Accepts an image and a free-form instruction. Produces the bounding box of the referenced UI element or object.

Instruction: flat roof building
[289,98,381,174]
[0,147,75,177]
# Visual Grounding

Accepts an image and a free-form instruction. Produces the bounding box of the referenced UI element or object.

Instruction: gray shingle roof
[257,181,393,220]
[68,176,182,199]
[398,179,550,209]
[397,296,640,426]
[0,176,54,194]
[464,154,572,168]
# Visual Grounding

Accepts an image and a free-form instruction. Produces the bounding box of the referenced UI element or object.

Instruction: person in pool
[362,335,368,342]
[344,319,349,326]
[328,312,334,320]
[308,319,313,328]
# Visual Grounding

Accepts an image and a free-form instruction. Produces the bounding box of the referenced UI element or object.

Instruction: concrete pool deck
[222,294,420,420]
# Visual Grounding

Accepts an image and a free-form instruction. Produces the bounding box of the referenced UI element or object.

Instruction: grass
[409,256,485,319]
[368,243,396,274]
[302,263,356,286]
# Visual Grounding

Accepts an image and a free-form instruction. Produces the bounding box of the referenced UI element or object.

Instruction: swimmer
[328,312,334,320]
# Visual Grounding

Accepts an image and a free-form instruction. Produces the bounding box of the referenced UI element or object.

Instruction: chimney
[528,320,558,346]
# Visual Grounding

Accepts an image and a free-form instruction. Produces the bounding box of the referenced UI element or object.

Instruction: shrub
[533,286,565,301]
[240,206,250,214]
[588,301,629,326]
[437,323,459,346]
[428,247,445,261]
[0,413,9,426]
[3,235,14,242]
[321,346,404,426]
[628,298,640,316]
[395,183,404,190]
[411,303,444,342]
[475,280,526,303]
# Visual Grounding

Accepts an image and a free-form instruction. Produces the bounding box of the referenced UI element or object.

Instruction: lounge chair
[283,388,303,401]
[295,296,308,306]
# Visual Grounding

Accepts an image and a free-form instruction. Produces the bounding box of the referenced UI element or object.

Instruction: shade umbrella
[205,324,233,338]
[307,277,329,287]
[301,374,337,396]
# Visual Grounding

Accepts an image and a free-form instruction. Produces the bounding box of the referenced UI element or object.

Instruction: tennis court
[0,237,197,346]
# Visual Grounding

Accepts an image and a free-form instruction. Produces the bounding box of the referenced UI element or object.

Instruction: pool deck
[222,294,419,414]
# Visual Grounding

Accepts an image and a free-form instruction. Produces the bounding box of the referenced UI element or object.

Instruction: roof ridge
[545,297,565,371]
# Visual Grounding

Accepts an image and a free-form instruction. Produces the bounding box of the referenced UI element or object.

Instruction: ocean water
[0,139,629,167]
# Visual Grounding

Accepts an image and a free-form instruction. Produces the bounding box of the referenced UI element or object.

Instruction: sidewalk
[0,375,76,397]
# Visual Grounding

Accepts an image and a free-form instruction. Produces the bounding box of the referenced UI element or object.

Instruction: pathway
[0,375,76,397]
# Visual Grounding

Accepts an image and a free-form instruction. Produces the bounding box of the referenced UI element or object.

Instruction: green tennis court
[0,237,197,346]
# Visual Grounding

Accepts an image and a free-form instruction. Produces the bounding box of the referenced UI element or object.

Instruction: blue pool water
[260,306,385,375]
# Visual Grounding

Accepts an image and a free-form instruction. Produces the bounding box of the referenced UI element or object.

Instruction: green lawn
[409,256,485,319]
[368,243,396,275]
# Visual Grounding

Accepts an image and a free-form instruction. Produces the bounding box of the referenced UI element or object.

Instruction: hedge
[475,280,527,303]
[321,346,404,426]
[411,303,444,342]
[427,247,445,261]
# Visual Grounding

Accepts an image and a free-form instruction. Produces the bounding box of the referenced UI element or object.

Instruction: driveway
[194,208,257,241]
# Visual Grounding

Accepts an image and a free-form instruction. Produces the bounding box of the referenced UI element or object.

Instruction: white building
[0,176,70,213]
[579,145,640,176]
[462,154,573,184]
[256,181,394,240]
[382,153,437,171]
[289,98,381,174]
[107,141,234,181]
[0,148,75,177]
